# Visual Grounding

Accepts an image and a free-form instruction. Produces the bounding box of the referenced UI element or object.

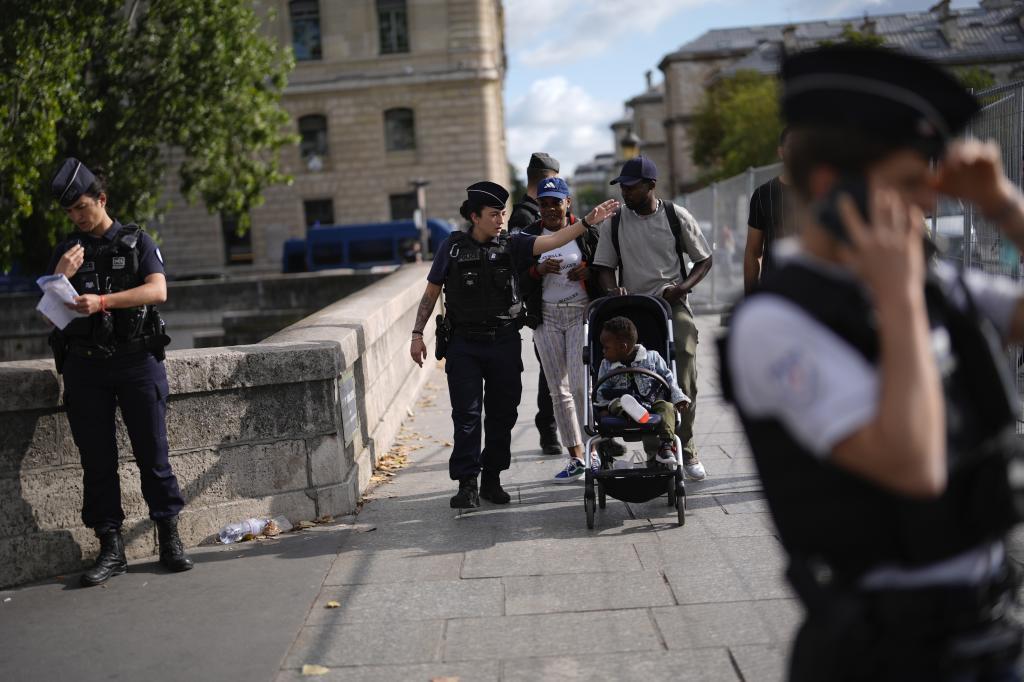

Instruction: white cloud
[506,0,713,66]
[506,76,621,181]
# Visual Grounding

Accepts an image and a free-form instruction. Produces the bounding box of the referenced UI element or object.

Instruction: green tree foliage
[0,0,296,273]
[955,66,996,92]
[817,25,886,48]
[689,70,782,183]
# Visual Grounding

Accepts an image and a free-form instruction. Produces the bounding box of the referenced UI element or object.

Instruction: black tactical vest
[719,262,1023,580]
[63,224,150,345]
[443,232,525,329]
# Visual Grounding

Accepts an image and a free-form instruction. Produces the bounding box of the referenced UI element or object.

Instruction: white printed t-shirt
[539,229,587,305]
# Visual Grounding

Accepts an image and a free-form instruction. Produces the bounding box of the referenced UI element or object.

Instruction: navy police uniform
[48,158,190,584]
[429,183,537,488]
[720,49,1023,679]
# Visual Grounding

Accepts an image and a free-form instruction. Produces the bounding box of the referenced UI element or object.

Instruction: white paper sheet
[35,275,86,329]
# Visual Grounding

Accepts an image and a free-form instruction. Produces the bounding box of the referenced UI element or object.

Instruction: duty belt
[453,322,518,342]
[68,336,156,359]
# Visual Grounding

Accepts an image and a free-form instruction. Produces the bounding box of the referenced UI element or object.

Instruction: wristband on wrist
[99,295,107,313]
[581,217,593,229]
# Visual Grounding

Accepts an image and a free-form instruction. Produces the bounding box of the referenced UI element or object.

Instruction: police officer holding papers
[47,158,192,586]
[721,46,1024,679]
[410,182,618,508]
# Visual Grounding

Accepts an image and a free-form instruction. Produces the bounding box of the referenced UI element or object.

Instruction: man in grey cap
[510,152,563,455]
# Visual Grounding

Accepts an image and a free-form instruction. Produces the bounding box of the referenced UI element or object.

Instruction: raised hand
[586,199,620,226]
[932,139,1017,218]
[836,187,924,303]
[55,244,85,278]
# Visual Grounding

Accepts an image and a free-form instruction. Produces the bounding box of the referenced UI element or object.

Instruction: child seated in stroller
[596,316,691,466]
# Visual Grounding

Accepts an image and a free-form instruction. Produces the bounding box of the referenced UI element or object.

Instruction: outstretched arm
[532,199,620,255]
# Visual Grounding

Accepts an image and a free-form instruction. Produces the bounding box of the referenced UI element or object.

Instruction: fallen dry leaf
[325,600,340,609]
[430,677,460,682]
[316,515,334,525]
[301,663,330,676]
[295,520,316,530]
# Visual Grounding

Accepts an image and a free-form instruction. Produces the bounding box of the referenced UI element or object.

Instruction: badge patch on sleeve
[156,248,163,264]
[769,349,819,407]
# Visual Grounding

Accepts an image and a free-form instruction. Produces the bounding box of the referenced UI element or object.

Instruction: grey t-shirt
[592,200,712,306]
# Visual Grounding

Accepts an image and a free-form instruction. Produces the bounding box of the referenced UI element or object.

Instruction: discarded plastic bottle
[218,518,268,544]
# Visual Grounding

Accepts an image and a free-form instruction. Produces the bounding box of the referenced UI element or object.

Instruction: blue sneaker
[553,458,585,484]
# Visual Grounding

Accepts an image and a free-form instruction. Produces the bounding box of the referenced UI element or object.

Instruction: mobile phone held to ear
[816,176,870,244]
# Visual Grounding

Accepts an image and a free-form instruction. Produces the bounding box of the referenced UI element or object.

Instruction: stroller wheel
[667,477,676,507]
[585,493,596,529]
[598,480,606,509]
[676,485,686,526]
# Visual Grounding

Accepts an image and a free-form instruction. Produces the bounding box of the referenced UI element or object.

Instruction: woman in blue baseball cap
[519,177,605,482]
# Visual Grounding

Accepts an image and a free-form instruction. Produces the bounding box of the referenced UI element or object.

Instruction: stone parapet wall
[0,264,437,588]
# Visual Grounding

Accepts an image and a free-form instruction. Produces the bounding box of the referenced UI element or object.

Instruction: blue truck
[282,219,453,272]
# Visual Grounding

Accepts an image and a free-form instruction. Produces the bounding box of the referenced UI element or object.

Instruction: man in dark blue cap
[47,157,192,586]
[410,181,619,508]
[720,45,1024,679]
[592,155,713,481]
[509,152,563,457]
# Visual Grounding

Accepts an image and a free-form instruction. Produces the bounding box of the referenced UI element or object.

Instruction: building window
[384,108,416,151]
[298,114,328,169]
[377,0,410,54]
[389,192,418,220]
[303,199,335,231]
[289,0,322,61]
[221,214,253,266]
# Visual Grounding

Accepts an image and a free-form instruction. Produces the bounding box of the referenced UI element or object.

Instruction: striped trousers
[533,302,588,451]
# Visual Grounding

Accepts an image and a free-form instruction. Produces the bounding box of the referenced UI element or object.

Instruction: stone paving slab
[282,620,446,668]
[276,661,501,682]
[308,577,505,624]
[500,649,740,682]
[442,609,663,662]
[503,570,676,615]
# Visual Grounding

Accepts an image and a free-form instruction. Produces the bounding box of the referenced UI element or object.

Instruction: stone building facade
[611,0,1024,196]
[155,0,508,277]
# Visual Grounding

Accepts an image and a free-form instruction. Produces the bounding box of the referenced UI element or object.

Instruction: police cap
[527,152,559,173]
[466,181,509,209]
[781,46,979,156]
[51,158,98,208]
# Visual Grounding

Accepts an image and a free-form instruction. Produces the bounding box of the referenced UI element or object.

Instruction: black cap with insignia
[466,181,509,209]
[781,46,979,157]
[51,158,98,208]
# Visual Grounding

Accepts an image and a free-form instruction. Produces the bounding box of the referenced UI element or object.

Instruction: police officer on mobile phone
[47,158,192,586]
[721,46,1024,680]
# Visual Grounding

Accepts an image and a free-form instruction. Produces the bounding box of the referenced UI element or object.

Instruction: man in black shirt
[509,152,563,454]
[743,127,795,294]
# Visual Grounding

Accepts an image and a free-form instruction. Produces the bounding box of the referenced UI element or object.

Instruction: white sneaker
[684,456,707,481]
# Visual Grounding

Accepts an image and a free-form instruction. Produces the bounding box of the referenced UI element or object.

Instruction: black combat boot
[156,516,194,572]
[80,529,128,587]
[480,470,511,504]
[450,476,480,509]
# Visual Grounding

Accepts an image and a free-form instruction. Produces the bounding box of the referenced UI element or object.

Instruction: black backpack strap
[663,201,689,280]
[611,210,622,286]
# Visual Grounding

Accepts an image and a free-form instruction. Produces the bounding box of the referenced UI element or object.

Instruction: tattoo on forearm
[414,292,436,332]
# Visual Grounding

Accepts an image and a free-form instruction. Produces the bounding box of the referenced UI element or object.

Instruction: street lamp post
[410,178,430,259]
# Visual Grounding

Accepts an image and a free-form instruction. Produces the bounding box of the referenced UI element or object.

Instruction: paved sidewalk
[1,315,798,681]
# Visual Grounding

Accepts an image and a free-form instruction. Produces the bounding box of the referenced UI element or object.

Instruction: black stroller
[582,294,686,529]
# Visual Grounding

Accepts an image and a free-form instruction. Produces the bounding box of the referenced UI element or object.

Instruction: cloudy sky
[503,0,978,180]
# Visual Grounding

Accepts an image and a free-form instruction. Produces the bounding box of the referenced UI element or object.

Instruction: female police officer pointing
[47,158,192,586]
[410,182,618,508]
